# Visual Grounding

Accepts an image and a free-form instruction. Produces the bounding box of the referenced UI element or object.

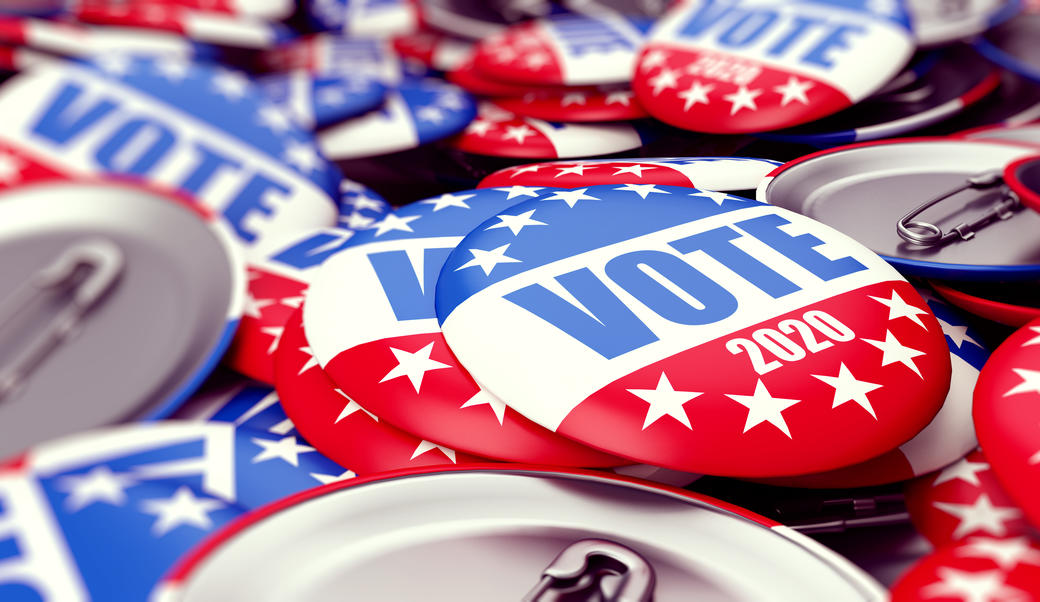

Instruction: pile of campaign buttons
[5,0,1040,600]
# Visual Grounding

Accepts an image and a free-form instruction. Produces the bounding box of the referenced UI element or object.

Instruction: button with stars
[973,316,1040,530]
[257,70,388,130]
[307,0,419,37]
[758,288,990,489]
[275,306,488,473]
[0,417,348,602]
[0,54,341,257]
[318,77,477,160]
[492,85,650,123]
[905,448,1032,547]
[632,0,915,133]
[478,156,781,191]
[451,102,651,159]
[435,183,952,477]
[302,186,624,466]
[890,535,1040,602]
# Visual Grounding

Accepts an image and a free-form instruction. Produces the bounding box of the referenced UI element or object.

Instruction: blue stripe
[975,37,1040,85]
[884,256,1040,281]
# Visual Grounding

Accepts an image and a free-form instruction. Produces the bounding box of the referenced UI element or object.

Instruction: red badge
[493,87,648,122]
[891,536,1040,602]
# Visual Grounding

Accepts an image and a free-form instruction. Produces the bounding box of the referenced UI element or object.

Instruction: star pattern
[486,209,547,236]
[862,330,926,377]
[647,67,679,96]
[543,187,599,208]
[296,346,320,375]
[334,388,380,423]
[725,380,801,438]
[421,192,475,212]
[380,342,452,393]
[58,466,137,512]
[251,435,316,467]
[503,124,537,144]
[370,213,421,237]
[456,244,522,276]
[813,363,883,419]
[1003,368,1040,397]
[773,76,813,106]
[722,86,762,115]
[627,372,701,430]
[933,457,991,487]
[921,567,1027,602]
[869,290,930,329]
[1021,326,1040,347]
[283,140,323,174]
[460,389,508,425]
[614,183,667,199]
[677,80,713,111]
[933,494,1024,539]
[956,537,1040,570]
[211,70,250,101]
[411,439,457,463]
[139,486,225,537]
[937,317,982,349]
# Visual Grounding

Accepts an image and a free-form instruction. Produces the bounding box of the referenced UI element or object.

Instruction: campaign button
[452,102,650,159]
[932,280,1040,328]
[759,289,989,488]
[435,184,952,477]
[973,317,1040,528]
[257,70,387,130]
[633,0,915,133]
[0,55,340,257]
[318,77,477,160]
[493,86,649,122]
[276,307,488,473]
[337,177,391,231]
[447,54,550,97]
[303,186,625,466]
[890,536,1040,602]
[260,34,404,83]
[908,0,1021,46]
[905,449,1031,547]
[308,0,419,37]
[77,0,296,20]
[472,13,650,86]
[478,156,780,190]
[393,29,472,72]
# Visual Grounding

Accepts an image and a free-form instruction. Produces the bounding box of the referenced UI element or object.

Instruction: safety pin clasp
[523,539,655,602]
[897,170,1021,247]
[0,238,124,401]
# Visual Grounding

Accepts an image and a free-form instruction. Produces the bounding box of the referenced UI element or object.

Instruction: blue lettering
[505,267,658,359]
[269,231,356,271]
[803,23,865,68]
[223,173,290,243]
[678,0,738,37]
[605,250,737,325]
[734,214,866,280]
[0,498,20,563]
[181,143,242,195]
[766,15,825,58]
[669,225,800,298]
[94,118,175,176]
[367,247,452,321]
[718,10,777,48]
[30,82,117,145]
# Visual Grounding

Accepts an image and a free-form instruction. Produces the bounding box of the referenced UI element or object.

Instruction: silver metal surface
[762,140,1040,273]
[172,469,885,601]
[0,182,236,458]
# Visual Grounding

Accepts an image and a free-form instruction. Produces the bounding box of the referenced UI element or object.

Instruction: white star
[139,486,225,537]
[503,124,537,144]
[341,212,375,229]
[640,49,668,72]
[561,93,587,106]
[862,330,926,378]
[486,209,547,236]
[95,54,133,76]
[725,380,801,438]
[0,152,23,184]
[615,183,668,199]
[494,185,544,200]
[813,363,883,419]
[773,76,813,106]
[334,388,379,422]
[296,346,320,375]
[869,290,930,329]
[156,58,191,82]
[242,293,274,319]
[251,435,316,467]
[315,86,348,106]
[456,244,521,276]
[544,187,599,208]
[922,567,1027,602]
[460,389,507,425]
[57,466,136,512]
[677,80,714,111]
[722,86,762,115]
[957,536,1040,570]
[524,51,551,69]
[867,0,900,16]
[380,342,452,394]
[310,470,356,485]
[466,118,495,136]
[1021,326,1040,347]
[605,91,633,105]
[257,104,293,133]
[261,326,284,355]
[1030,449,1040,464]
[689,189,731,205]
[555,164,588,177]
[509,164,543,177]
[933,494,1023,539]
[437,92,466,111]
[283,140,323,174]
[411,439,457,463]
[369,213,421,237]
[1004,368,1040,397]
[421,192,475,211]
[937,317,981,349]
[627,372,701,430]
[416,105,446,123]
[281,296,304,309]
[344,193,385,212]
[612,164,654,177]
[933,456,991,487]
[647,68,679,96]
[211,70,250,101]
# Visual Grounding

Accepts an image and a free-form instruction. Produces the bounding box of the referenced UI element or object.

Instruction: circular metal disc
[163,468,885,601]
[761,139,1040,280]
[0,182,241,458]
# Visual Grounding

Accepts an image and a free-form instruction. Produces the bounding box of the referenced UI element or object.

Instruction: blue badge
[337,178,391,230]
[258,71,387,129]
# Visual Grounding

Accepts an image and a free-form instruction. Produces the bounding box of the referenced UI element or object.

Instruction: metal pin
[897,170,1021,246]
[0,238,124,401]
[523,539,655,602]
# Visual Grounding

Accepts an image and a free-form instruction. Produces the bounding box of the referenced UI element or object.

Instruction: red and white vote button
[633,0,915,133]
